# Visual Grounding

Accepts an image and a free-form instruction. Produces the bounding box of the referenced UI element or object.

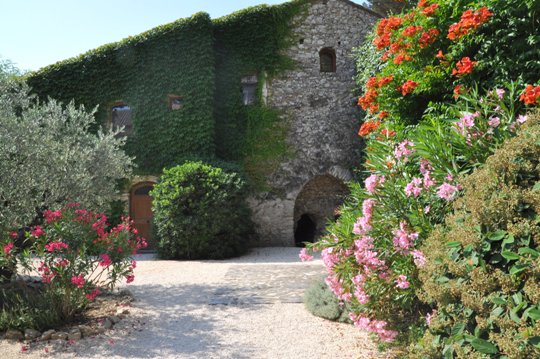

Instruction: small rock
[68,328,81,341]
[51,331,68,340]
[41,329,55,341]
[109,316,121,324]
[79,325,96,338]
[116,308,130,315]
[4,329,23,341]
[24,328,41,340]
[103,318,113,330]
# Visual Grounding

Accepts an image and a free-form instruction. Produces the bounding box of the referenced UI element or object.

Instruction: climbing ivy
[26,2,308,184]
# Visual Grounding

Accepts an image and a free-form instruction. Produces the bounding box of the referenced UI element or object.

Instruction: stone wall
[249,0,379,246]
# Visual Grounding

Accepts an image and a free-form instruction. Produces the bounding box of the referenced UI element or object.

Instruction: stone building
[251,0,379,246]
[27,0,380,248]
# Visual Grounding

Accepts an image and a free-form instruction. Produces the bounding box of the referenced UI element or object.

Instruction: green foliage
[26,13,216,173]
[0,77,133,231]
[25,3,306,183]
[304,278,351,323]
[410,110,540,359]
[0,286,64,331]
[151,162,254,260]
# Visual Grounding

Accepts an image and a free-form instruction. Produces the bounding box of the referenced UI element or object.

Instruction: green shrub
[304,278,351,323]
[151,162,254,260]
[409,110,540,358]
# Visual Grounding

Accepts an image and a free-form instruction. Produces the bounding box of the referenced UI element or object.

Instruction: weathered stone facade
[249,0,379,246]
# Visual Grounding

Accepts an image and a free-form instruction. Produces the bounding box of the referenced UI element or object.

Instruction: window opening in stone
[111,103,133,137]
[168,95,183,110]
[319,48,336,73]
[295,214,317,247]
[241,75,258,105]
[299,38,304,44]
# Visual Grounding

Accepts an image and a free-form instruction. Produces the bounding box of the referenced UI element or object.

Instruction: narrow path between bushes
[1,248,388,359]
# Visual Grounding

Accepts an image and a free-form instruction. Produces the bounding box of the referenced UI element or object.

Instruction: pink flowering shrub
[303,83,531,344]
[1,204,146,321]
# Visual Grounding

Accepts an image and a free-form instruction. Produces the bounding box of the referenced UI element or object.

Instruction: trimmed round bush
[304,278,351,323]
[151,162,254,260]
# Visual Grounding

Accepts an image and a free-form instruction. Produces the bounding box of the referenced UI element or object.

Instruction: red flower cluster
[45,241,69,252]
[402,25,423,37]
[453,85,463,99]
[419,28,440,48]
[447,7,493,40]
[358,121,381,137]
[399,80,418,96]
[421,4,439,16]
[374,16,404,49]
[520,84,540,105]
[44,209,62,224]
[452,57,477,77]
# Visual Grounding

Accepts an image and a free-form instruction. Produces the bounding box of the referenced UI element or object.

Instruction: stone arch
[293,174,349,246]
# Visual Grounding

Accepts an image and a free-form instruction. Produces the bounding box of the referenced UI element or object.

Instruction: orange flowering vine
[419,28,440,48]
[453,85,463,99]
[448,7,493,40]
[519,85,540,106]
[358,120,381,137]
[399,80,418,96]
[421,4,439,16]
[452,57,477,78]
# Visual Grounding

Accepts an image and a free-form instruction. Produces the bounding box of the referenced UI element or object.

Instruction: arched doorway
[130,182,155,249]
[293,174,349,247]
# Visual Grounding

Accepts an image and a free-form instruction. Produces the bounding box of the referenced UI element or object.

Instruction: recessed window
[319,48,336,73]
[168,95,183,110]
[111,103,133,137]
[241,75,258,105]
[299,38,305,45]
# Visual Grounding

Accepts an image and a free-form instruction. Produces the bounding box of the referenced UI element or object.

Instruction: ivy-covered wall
[26,2,308,178]
[27,12,215,173]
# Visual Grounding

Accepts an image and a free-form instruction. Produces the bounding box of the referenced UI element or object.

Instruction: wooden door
[130,183,155,249]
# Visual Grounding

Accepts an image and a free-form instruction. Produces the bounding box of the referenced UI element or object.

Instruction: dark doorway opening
[295,214,317,247]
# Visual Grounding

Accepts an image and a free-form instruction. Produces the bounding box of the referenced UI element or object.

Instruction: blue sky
[1,0,366,72]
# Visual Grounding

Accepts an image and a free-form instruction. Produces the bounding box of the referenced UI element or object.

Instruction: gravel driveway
[0,248,386,358]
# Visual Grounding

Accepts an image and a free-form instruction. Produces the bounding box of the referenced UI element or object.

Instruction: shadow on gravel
[80,283,258,359]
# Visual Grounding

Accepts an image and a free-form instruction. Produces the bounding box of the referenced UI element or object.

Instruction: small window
[111,103,133,136]
[319,48,336,73]
[168,95,183,110]
[241,75,258,106]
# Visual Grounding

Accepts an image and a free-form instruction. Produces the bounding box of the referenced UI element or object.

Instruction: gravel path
[0,248,387,358]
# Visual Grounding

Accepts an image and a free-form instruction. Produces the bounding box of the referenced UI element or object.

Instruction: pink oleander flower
[364,174,385,194]
[71,274,85,289]
[426,309,437,326]
[437,182,459,201]
[423,171,435,188]
[352,273,366,286]
[496,88,505,99]
[395,274,410,289]
[45,241,69,252]
[488,116,500,127]
[394,140,415,161]
[2,242,14,255]
[321,247,340,269]
[31,225,44,237]
[299,248,314,262]
[353,216,372,235]
[424,205,431,214]
[393,222,418,253]
[517,114,528,123]
[43,209,62,224]
[99,253,112,267]
[362,199,376,219]
[354,287,370,304]
[9,231,18,239]
[350,313,371,330]
[455,111,480,134]
[405,177,423,197]
[411,250,426,267]
[85,288,101,301]
[55,258,69,268]
[325,273,350,301]
[419,159,433,175]
[126,274,135,284]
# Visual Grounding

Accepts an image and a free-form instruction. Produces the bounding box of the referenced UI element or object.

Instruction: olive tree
[0,77,134,231]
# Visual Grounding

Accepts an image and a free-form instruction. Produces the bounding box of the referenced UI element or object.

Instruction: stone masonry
[249,0,380,246]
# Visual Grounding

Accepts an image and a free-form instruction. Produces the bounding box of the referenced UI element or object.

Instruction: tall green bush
[151,162,254,260]
[410,110,540,358]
